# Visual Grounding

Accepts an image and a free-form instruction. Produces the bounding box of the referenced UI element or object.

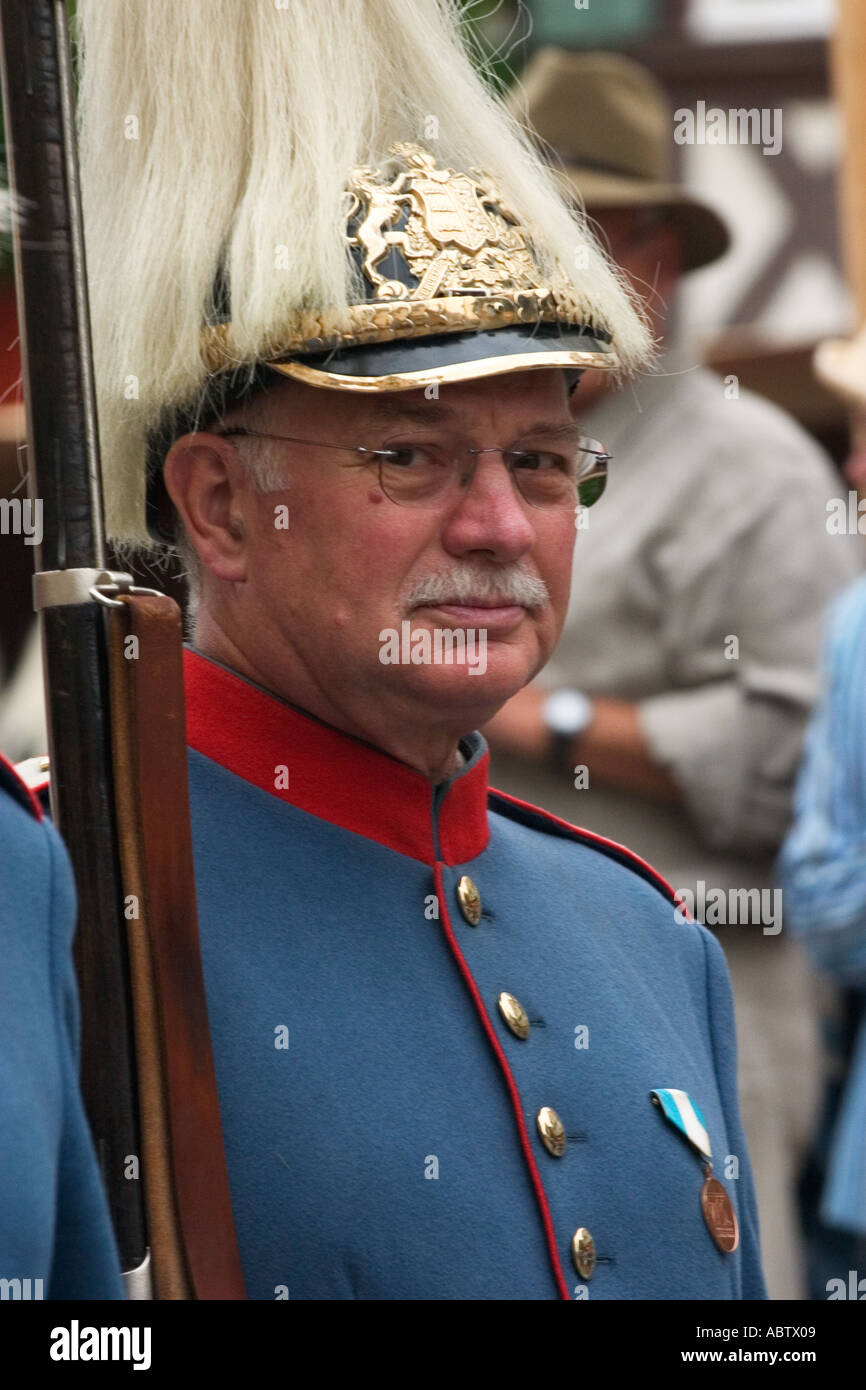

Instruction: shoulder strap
[489,784,688,914]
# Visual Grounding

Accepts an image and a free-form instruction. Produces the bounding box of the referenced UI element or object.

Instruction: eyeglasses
[217,428,610,510]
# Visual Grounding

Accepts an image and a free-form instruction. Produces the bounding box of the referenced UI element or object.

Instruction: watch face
[544,689,593,737]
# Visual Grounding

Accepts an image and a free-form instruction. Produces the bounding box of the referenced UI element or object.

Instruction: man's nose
[439,451,536,562]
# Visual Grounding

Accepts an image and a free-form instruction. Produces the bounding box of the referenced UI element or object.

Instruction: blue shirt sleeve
[777,575,866,987]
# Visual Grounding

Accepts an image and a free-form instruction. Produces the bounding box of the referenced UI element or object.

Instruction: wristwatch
[542,688,594,773]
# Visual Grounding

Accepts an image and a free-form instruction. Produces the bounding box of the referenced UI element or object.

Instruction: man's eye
[377,446,439,470]
[510,450,570,473]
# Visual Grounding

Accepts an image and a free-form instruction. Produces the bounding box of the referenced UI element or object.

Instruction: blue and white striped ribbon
[650,1088,712,1162]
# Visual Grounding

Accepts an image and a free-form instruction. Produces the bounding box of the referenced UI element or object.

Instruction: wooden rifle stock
[107,593,245,1299]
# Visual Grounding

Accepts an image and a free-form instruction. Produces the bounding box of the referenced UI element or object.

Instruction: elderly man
[152,357,764,1300]
[18,0,767,1299]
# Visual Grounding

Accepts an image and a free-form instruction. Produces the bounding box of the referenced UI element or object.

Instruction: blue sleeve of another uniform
[701,926,768,1300]
[44,821,126,1300]
[0,772,124,1301]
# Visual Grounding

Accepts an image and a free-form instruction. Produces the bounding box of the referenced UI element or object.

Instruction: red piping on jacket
[489,785,694,922]
[434,860,571,1302]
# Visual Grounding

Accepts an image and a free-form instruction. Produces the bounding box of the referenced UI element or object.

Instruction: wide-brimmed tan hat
[814,326,866,410]
[510,48,730,274]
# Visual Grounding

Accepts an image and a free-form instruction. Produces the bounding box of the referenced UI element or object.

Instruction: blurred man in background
[487,48,864,1299]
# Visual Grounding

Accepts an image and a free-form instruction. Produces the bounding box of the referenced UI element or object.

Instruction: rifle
[0,0,244,1299]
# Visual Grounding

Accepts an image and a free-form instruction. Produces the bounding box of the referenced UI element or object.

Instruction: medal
[700,1174,739,1253]
[650,1088,739,1254]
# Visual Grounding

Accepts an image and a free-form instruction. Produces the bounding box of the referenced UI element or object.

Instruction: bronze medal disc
[701,1176,739,1253]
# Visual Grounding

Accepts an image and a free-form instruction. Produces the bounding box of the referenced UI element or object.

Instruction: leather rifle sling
[108,593,246,1299]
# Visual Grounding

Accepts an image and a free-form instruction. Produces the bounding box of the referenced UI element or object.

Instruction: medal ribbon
[650,1088,739,1254]
[650,1088,712,1165]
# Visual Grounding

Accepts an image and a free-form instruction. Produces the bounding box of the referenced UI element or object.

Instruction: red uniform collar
[183,647,490,866]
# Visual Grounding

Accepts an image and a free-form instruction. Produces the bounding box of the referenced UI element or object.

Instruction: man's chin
[388,646,540,720]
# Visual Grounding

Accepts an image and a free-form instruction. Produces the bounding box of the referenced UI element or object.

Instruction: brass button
[456,875,482,926]
[497,992,530,1040]
[536,1106,566,1157]
[571,1227,596,1281]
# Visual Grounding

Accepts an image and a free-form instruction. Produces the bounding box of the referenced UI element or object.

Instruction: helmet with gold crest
[76,0,653,550]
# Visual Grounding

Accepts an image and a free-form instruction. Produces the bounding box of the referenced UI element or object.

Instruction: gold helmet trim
[199,144,620,381]
[274,348,614,393]
[200,289,618,378]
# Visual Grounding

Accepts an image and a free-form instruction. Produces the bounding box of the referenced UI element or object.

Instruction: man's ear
[163,432,249,584]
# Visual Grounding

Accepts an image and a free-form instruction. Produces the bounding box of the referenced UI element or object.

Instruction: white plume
[76,0,654,547]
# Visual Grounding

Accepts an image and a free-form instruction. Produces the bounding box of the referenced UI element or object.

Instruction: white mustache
[405,564,550,609]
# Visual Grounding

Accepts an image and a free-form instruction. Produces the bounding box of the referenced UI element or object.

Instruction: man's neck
[193,620,466,785]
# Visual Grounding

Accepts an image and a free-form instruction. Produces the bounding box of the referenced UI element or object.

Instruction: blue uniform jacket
[0,753,123,1300]
[184,648,767,1300]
